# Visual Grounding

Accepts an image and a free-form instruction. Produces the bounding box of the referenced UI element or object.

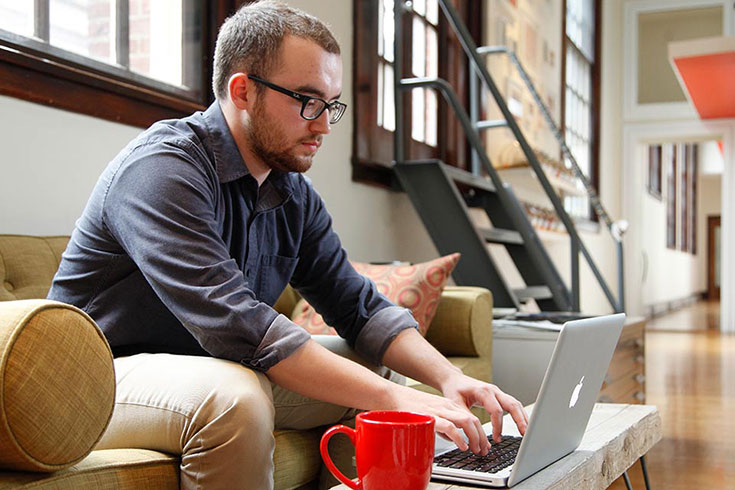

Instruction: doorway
[708,215,721,300]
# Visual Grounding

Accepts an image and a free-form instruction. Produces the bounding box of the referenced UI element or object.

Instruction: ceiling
[669,36,735,119]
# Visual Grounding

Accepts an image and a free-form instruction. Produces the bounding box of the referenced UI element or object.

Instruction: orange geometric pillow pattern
[290,253,460,336]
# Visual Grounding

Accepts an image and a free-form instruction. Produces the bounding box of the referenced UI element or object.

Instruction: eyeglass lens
[302,99,344,124]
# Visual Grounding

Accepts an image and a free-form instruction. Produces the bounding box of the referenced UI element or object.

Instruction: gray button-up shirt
[48,102,417,372]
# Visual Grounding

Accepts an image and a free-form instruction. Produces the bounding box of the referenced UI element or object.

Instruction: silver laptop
[432,313,626,487]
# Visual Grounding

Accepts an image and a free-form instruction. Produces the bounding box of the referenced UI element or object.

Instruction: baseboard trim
[645,292,707,319]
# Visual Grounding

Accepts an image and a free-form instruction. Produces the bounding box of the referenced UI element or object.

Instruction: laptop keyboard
[434,435,522,474]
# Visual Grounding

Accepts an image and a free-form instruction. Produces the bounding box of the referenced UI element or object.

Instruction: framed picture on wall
[647,144,662,199]
[666,144,677,250]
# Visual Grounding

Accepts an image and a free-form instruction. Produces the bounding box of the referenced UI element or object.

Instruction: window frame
[560,0,602,222]
[352,0,482,188]
[666,143,678,250]
[680,143,690,251]
[682,143,698,254]
[0,1,246,128]
[647,144,663,199]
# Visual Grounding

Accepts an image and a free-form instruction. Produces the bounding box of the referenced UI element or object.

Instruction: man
[49,2,528,489]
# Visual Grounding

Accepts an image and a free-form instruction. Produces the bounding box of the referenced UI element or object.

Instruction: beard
[247,101,320,174]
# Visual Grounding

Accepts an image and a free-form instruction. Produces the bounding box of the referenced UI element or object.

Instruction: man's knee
[186,360,276,443]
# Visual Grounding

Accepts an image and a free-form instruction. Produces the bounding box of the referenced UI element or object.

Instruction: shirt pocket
[258,254,300,307]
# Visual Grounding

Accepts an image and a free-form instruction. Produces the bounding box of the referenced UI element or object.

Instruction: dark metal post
[618,241,626,312]
[622,471,634,490]
[469,65,480,176]
[640,455,652,490]
[393,0,405,164]
[572,238,580,311]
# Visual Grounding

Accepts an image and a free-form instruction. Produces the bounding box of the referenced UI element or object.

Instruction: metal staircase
[391,0,626,312]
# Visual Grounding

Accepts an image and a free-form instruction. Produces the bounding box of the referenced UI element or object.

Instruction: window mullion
[182,0,201,94]
[116,0,129,68]
[34,0,49,42]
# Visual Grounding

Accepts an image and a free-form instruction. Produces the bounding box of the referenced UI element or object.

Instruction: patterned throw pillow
[291,253,460,336]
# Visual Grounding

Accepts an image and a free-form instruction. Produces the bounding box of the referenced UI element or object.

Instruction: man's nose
[308,109,331,135]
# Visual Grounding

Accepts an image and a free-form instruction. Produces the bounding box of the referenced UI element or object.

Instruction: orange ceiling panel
[669,36,735,120]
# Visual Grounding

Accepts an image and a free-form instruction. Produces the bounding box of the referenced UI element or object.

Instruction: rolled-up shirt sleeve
[290,180,418,365]
[102,141,310,371]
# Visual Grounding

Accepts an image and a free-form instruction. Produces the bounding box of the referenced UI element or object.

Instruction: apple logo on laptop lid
[569,376,584,408]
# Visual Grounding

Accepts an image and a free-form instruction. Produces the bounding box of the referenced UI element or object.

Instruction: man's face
[246,35,342,174]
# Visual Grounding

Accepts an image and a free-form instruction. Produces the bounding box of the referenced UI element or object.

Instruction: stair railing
[470,45,627,312]
[393,0,624,313]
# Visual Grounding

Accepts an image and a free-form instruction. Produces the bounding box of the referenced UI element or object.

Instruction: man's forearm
[382,328,463,394]
[265,338,399,410]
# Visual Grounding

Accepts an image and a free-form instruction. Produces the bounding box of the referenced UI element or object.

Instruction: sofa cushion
[0,236,69,301]
[291,253,460,336]
[273,428,323,489]
[0,428,324,490]
[0,301,115,472]
[0,449,179,489]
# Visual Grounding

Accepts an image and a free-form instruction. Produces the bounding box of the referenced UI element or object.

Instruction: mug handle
[320,425,361,490]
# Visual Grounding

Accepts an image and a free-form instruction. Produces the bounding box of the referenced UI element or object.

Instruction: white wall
[637,142,712,309]
[0,1,438,265]
[0,95,141,235]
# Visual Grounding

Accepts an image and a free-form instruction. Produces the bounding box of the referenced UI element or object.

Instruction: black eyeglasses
[247,75,347,124]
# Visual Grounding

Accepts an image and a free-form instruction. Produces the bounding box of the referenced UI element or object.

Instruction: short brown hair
[212,0,340,100]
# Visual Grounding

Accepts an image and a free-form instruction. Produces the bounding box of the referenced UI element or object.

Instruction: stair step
[442,165,496,193]
[478,227,523,245]
[513,286,553,302]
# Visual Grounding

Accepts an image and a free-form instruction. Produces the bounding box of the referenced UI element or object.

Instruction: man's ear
[228,73,253,111]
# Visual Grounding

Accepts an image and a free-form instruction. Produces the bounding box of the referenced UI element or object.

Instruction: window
[666,144,677,249]
[408,0,439,147]
[647,144,662,199]
[0,1,246,127]
[665,143,698,253]
[680,144,689,251]
[681,143,697,254]
[562,0,600,220]
[353,0,481,187]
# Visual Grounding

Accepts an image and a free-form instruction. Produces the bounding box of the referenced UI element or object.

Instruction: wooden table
[331,403,661,489]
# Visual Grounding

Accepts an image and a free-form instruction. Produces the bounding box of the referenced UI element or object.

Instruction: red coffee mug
[320,411,435,490]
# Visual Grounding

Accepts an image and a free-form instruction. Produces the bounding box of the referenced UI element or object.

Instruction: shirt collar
[203,101,249,184]
[202,101,294,201]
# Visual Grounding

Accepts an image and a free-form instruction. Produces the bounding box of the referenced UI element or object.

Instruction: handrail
[470,46,627,309]
[472,46,627,312]
[394,0,624,312]
[396,77,573,311]
[441,0,624,312]
[475,45,625,240]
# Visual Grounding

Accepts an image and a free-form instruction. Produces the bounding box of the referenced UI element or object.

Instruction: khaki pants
[96,336,402,490]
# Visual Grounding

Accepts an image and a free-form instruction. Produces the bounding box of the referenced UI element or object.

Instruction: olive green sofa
[0,234,493,489]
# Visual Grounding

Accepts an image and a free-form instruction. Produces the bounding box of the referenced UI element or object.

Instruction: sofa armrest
[424,286,493,358]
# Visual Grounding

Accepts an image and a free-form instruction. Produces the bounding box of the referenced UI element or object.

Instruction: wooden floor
[609,301,735,489]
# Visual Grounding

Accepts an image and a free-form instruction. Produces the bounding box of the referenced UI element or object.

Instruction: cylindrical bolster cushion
[424,287,493,357]
[0,300,115,472]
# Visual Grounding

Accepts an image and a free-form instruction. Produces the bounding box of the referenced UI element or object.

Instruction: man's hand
[383,328,529,455]
[383,384,492,455]
[440,372,529,445]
